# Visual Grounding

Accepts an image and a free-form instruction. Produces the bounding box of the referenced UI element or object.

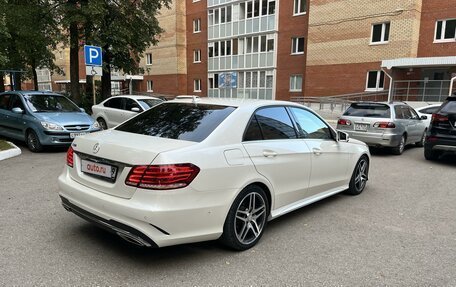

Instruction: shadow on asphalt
[67,191,353,263]
[1,137,68,154]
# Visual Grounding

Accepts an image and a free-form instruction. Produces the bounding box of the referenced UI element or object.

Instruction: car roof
[108,95,162,100]
[1,90,64,96]
[167,97,305,110]
[350,101,409,107]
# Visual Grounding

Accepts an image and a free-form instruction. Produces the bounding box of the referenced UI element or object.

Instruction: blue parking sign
[84,45,102,67]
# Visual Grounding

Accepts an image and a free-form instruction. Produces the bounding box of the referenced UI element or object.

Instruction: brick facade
[186,0,208,97]
[276,0,309,101]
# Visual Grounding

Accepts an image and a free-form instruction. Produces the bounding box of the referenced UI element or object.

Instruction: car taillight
[431,113,448,123]
[337,119,352,126]
[373,122,396,128]
[125,164,200,190]
[66,146,74,168]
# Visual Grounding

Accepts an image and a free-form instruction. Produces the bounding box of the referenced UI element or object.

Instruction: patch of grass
[0,140,13,151]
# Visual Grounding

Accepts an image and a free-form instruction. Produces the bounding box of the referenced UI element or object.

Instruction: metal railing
[290,91,388,111]
[392,80,451,102]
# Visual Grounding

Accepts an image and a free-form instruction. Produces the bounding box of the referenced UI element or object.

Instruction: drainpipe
[381,68,393,103]
[449,76,456,98]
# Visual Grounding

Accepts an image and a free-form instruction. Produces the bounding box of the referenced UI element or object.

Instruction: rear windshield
[440,100,456,113]
[116,103,236,142]
[137,99,163,110]
[343,103,391,118]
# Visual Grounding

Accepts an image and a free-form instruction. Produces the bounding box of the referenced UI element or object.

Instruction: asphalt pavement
[0,142,455,286]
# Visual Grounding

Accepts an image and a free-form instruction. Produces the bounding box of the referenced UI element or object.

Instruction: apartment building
[187,0,309,101]
[11,0,454,101]
[305,0,456,99]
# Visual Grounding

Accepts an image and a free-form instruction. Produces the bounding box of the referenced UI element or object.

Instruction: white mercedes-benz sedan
[58,98,370,250]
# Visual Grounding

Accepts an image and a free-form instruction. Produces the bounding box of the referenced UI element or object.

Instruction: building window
[194,49,201,63]
[147,80,153,92]
[290,75,303,92]
[291,37,305,54]
[193,19,201,33]
[293,0,306,15]
[366,71,385,91]
[371,22,390,44]
[435,19,456,42]
[194,79,202,92]
[146,53,152,65]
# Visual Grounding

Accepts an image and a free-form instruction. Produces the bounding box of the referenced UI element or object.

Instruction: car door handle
[312,148,322,155]
[263,150,277,158]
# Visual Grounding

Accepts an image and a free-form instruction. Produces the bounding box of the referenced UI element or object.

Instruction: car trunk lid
[69,130,196,199]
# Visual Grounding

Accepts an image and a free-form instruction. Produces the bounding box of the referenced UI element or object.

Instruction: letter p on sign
[84,45,102,67]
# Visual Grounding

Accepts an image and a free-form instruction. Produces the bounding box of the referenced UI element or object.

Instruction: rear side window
[104,98,123,109]
[440,100,456,113]
[254,107,297,140]
[116,103,236,142]
[344,103,391,118]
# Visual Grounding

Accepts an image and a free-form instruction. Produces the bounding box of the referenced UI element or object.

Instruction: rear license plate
[70,132,88,139]
[354,123,369,131]
[81,159,117,180]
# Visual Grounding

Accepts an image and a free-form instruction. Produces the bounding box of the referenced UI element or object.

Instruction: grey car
[337,102,427,155]
[0,91,100,152]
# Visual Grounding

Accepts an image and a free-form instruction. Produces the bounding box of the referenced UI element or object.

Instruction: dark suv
[424,97,456,160]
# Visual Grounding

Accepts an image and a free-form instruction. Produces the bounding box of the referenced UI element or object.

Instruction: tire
[392,135,406,155]
[97,118,108,130]
[415,130,426,147]
[424,148,440,161]
[345,155,369,196]
[26,130,43,152]
[220,185,269,251]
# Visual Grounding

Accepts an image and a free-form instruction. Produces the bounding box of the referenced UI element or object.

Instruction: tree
[0,1,61,91]
[83,0,171,99]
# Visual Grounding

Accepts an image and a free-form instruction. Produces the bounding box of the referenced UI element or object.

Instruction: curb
[0,142,22,161]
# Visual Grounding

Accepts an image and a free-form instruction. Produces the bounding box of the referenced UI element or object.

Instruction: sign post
[84,45,103,105]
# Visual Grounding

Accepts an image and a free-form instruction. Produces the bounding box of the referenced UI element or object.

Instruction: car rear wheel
[26,130,43,152]
[345,155,369,195]
[220,185,269,251]
[424,148,440,161]
[97,118,108,130]
[392,135,406,155]
[415,130,426,147]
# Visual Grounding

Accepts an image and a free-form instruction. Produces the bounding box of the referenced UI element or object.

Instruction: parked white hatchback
[59,98,370,250]
[91,95,163,129]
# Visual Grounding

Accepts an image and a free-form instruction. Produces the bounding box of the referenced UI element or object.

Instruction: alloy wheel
[234,192,267,245]
[354,158,368,192]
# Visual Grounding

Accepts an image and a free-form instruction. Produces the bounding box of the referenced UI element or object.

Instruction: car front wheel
[415,130,426,147]
[26,130,43,152]
[345,155,369,195]
[220,185,269,251]
[97,118,108,130]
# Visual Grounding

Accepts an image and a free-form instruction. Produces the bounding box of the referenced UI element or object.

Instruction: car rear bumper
[425,136,456,152]
[58,168,235,247]
[343,130,402,147]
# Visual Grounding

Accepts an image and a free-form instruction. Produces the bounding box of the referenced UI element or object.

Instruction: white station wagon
[59,98,370,250]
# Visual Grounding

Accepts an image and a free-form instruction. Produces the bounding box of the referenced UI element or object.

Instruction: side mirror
[337,130,349,142]
[12,107,24,114]
[131,107,141,112]
[421,115,427,120]
[79,108,85,113]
